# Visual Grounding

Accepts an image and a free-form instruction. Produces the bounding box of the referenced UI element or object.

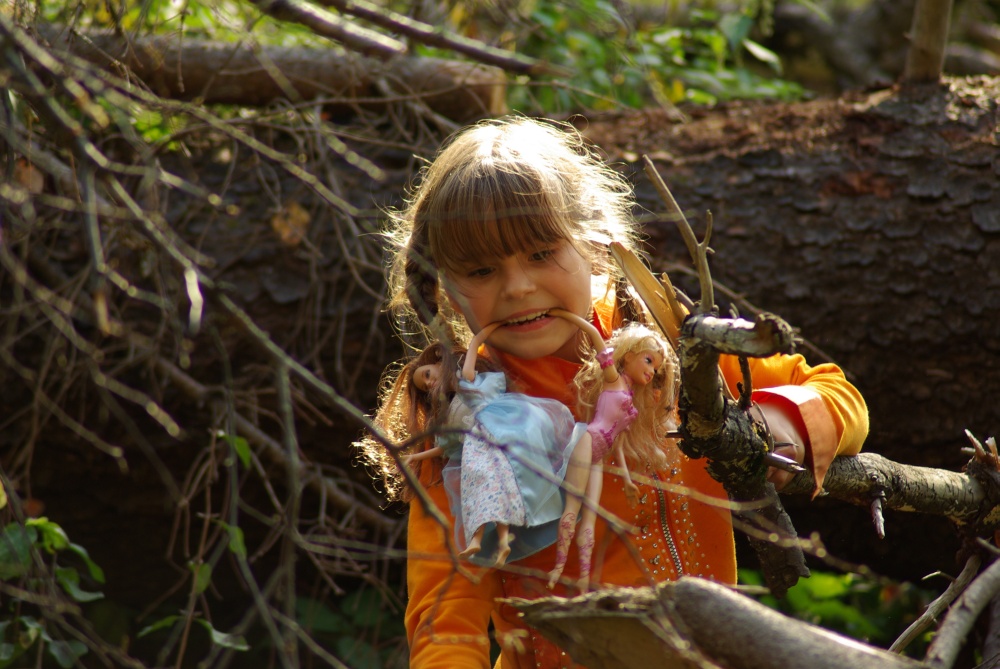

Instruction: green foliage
[0,518,104,667]
[298,589,407,669]
[740,569,938,657]
[498,1,806,112]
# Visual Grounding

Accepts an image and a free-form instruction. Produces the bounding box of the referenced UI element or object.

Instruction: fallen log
[38,25,507,122]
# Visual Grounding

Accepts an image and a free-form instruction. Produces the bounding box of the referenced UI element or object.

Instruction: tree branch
[248,0,406,58]
[634,157,809,597]
[313,0,569,76]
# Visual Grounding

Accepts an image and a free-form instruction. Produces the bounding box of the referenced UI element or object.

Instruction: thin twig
[925,555,1000,669]
[890,554,982,654]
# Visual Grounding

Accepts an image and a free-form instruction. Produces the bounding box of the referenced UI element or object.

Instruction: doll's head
[356,341,494,500]
[385,116,642,350]
[576,323,679,470]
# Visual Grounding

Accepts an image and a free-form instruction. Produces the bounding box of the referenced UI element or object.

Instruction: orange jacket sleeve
[718,353,868,491]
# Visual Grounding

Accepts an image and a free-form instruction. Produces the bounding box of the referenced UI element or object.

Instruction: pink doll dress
[585,387,638,463]
[439,371,588,563]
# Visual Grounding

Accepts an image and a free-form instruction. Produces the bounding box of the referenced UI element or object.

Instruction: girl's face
[412,363,443,393]
[443,239,593,361]
[622,349,663,387]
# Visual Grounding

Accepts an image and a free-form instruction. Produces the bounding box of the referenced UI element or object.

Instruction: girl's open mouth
[502,310,553,329]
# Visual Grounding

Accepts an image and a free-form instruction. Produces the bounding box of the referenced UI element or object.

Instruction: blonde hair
[574,323,679,470]
[384,115,642,344]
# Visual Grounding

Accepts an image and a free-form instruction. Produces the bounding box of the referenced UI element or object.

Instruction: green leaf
[798,572,851,600]
[220,433,252,469]
[341,589,387,628]
[138,615,181,638]
[191,562,212,594]
[195,619,249,651]
[55,567,104,602]
[336,637,380,669]
[66,542,105,583]
[718,13,753,52]
[46,640,88,668]
[227,525,246,558]
[26,518,69,552]
[297,597,350,634]
[742,39,783,73]
[0,524,34,580]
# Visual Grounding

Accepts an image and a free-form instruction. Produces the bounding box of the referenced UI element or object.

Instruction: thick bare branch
[314,0,569,76]
[782,452,993,529]
[248,0,406,58]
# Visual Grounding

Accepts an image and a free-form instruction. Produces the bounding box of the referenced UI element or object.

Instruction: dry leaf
[270,201,310,246]
[15,158,44,194]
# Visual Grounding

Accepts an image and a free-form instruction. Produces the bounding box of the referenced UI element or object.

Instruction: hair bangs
[425,159,577,274]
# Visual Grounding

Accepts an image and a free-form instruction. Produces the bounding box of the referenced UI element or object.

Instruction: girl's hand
[755,403,806,490]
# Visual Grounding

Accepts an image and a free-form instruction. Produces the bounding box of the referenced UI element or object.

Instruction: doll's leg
[548,433,592,588]
[615,443,640,508]
[576,462,603,593]
[458,525,485,559]
[494,523,512,566]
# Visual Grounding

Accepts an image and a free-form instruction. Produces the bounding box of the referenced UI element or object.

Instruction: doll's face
[412,363,443,393]
[622,349,663,387]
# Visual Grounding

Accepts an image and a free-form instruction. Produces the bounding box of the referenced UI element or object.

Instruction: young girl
[358,116,869,669]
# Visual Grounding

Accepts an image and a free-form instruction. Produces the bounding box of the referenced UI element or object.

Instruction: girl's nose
[501,264,536,299]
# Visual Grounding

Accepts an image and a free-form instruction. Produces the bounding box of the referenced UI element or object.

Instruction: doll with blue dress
[404,322,589,566]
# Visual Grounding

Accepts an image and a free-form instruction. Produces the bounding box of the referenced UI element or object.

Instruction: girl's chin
[490,325,583,362]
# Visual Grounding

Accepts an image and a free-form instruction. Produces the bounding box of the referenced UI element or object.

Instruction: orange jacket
[404,301,868,669]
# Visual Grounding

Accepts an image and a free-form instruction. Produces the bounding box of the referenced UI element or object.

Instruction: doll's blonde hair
[384,115,642,344]
[574,323,679,471]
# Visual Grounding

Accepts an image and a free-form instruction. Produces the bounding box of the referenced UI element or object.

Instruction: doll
[546,310,678,590]
[404,323,589,566]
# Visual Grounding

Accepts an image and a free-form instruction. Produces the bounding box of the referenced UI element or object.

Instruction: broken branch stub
[511,577,925,669]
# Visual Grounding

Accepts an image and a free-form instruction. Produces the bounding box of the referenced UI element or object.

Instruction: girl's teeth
[508,312,546,325]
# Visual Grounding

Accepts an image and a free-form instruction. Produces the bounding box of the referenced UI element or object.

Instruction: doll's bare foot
[458,540,481,560]
[494,534,514,567]
[623,480,640,508]
[547,512,577,589]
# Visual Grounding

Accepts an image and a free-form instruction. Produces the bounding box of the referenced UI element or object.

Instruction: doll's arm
[549,308,619,383]
[462,322,503,381]
[614,441,640,507]
[402,446,443,467]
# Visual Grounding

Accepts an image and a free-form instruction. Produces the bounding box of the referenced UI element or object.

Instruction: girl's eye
[529,248,555,262]
[467,266,494,278]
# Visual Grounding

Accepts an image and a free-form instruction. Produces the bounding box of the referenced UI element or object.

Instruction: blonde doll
[547,311,678,589]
